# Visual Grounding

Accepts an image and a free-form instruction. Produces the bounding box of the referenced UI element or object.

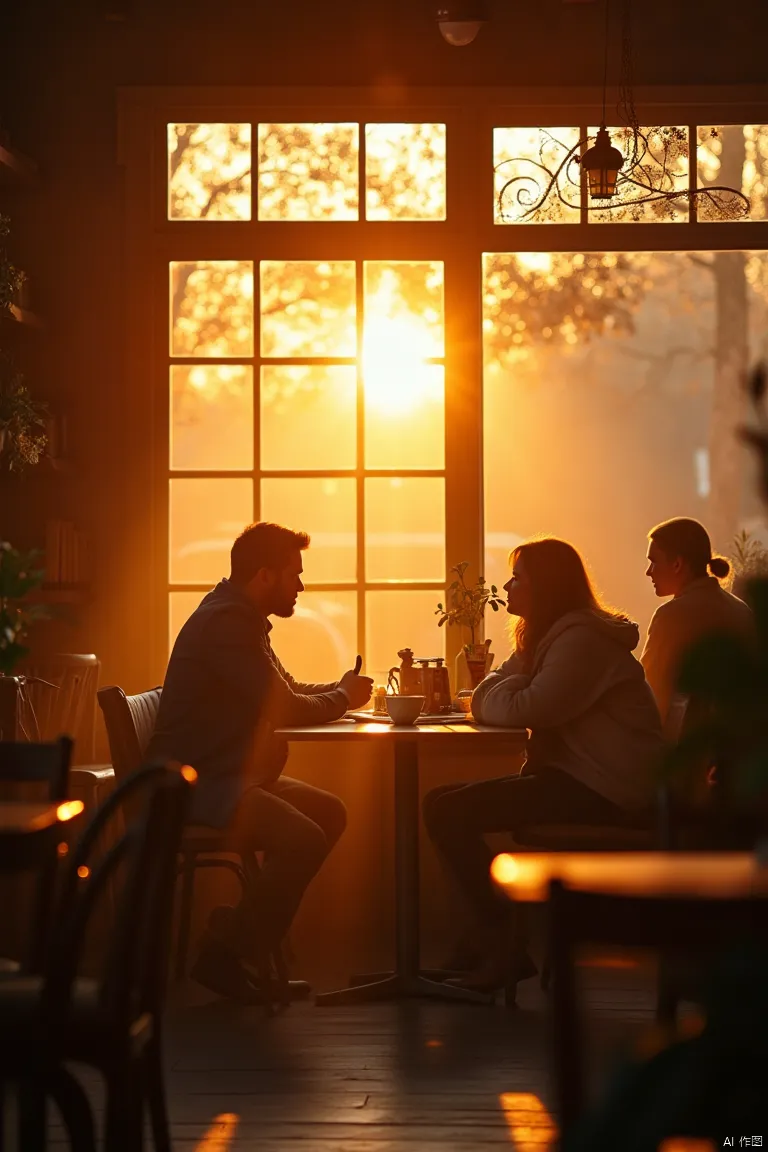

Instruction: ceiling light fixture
[495,0,750,222]
[579,0,624,197]
[436,1,489,47]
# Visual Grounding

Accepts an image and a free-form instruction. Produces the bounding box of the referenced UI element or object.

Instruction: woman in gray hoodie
[423,536,663,992]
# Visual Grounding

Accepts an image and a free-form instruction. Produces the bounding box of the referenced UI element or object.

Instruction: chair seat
[182,825,239,853]
[514,823,654,851]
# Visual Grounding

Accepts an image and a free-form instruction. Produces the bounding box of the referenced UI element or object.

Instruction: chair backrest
[0,736,73,801]
[18,655,100,764]
[43,762,195,1027]
[97,686,162,782]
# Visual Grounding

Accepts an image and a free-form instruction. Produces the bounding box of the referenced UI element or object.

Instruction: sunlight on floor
[498,1092,558,1149]
[194,1112,239,1150]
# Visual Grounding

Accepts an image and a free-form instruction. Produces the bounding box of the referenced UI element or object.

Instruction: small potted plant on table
[436,562,505,689]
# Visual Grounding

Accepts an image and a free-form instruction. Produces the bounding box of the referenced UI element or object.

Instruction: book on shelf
[44,519,90,588]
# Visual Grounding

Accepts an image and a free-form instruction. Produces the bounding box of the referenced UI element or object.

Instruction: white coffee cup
[386,695,425,725]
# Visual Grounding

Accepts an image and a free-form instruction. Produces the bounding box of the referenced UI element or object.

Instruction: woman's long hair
[511,537,622,672]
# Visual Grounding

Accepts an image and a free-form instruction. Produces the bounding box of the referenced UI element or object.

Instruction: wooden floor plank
[44,964,659,1150]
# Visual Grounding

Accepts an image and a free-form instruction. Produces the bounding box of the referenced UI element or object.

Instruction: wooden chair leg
[48,1066,97,1152]
[175,856,196,982]
[272,943,291,1008]
[655,952,678,1027]
[105,1067,144,1152]
[143,1034,171,1152]
[18,1081,45,1152]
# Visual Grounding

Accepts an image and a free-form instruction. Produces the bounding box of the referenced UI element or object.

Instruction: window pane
[482,249,768,664]
[260,478,356,582]
[167,124,251,221]
[697,125,768,221]
[268,592,357,683]
[169,478,253,584]
[482,251,651,361]
[261,261,356,357]
[366,591,445,682]
[365,478,445,582]
[257,123,359,221]
[494,127,580,224]
[170,261,254,357]
[261,366,356,471]
[365,365,444,470]
[364,261,444,359]
[170,366,253,471]
[365,123,446,221]
[169,591,205,654]
[589,126,689,223]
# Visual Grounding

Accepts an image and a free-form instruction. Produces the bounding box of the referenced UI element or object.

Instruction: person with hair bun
[641,517,753,721]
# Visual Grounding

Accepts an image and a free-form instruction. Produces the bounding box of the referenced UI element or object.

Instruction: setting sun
[363,315,442,416]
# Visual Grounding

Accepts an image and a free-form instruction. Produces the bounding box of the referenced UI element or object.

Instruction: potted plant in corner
[0,214,48,471]
[0,541,48,676]
[436,562,505,689]
[0,352,48,471]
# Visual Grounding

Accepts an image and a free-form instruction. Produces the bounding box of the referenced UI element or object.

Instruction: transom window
[128,97,768,689]
[167,122,447,222]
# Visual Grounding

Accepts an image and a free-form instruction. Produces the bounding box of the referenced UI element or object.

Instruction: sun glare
[363,315,441,416]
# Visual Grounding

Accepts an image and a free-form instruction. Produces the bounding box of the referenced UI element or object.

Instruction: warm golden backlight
[363,316,443,416]
[181,765,198,783]
[167,124,251,221]
[362,261,444,417]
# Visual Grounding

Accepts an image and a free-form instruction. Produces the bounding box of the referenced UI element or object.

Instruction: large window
[165,122,449,684]
[484,122,768,648]
[121,96,768,684]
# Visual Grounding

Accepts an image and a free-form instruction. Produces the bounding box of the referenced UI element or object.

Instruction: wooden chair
[97,684,254,981]
[0,762,194,1152]
[547,876,768,1141]
[17,654,100,762]
[0,736,74,972]
[514,698,694,856]
[508,698,699,1008]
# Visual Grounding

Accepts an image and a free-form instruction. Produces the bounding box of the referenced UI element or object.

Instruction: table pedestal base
[315,972,493,1006]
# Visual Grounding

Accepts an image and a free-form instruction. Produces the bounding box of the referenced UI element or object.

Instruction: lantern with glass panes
[580,125,625,199]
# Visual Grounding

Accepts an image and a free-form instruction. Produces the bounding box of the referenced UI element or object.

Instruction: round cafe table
[277,718,528,1005]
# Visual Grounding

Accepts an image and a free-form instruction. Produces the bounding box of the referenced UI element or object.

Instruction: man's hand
[339,656,373,709]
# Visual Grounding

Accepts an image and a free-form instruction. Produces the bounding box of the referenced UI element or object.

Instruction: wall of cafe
[2,0,767,696]
[1,0,765,974]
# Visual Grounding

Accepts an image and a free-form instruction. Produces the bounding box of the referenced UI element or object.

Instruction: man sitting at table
[147,521,373,1001]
